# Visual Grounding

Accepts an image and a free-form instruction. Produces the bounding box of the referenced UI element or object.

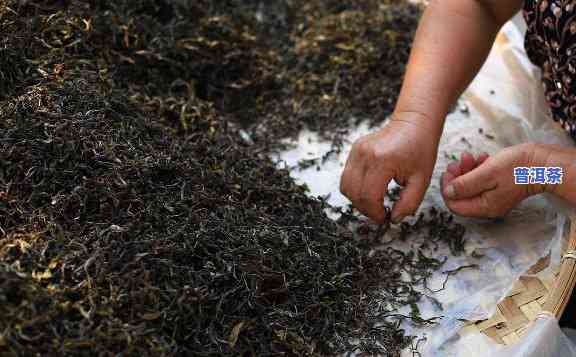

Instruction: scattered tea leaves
[0,1,474,356]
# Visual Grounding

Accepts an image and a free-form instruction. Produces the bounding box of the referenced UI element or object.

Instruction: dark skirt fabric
[523,0,576,139]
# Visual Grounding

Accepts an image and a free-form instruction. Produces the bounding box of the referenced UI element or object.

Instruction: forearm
[394,0,522,137]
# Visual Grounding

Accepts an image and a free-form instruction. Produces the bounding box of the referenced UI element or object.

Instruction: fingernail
[391,214,405,224]
[445,184,455,199]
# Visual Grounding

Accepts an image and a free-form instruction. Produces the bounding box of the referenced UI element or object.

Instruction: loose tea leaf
[0,1,473,357]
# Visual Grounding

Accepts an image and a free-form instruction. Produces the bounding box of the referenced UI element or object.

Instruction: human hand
[441,143,538,218]
[340,112,441,224]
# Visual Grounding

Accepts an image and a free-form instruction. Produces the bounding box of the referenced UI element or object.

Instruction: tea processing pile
[0,1,470,356]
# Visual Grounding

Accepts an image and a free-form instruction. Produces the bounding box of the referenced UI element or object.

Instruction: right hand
[339,111,441,224]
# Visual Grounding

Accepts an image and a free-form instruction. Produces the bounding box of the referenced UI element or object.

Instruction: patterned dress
[524,1,576,329]
[523,0,576,139]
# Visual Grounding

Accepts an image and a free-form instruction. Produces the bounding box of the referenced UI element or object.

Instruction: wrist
[390,109,445,140]
[524,143,571,197]
[522,143,551,196]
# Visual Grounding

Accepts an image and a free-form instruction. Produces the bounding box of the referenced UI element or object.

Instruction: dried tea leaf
[0,2,475,357]
[228,321,245,348]
[141,312,162,321]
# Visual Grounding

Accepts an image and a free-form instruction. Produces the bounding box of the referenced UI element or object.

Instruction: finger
[447,162,461,176]
[441,171,456,192]
[357,168,392,223]
[339,150,366,202]
[441,171,457,204]
[460,151,476,174]
[444,192,492,218]
[390,175,427,223]
[443,164,496,200]
[477,152,490,165]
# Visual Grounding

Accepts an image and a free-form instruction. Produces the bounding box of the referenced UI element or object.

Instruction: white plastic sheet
[273,13,576,357]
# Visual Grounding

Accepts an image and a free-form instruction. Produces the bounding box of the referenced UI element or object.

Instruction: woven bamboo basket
[459,215,576,345]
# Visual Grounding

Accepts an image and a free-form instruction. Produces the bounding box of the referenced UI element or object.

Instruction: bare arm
[394,0,524,135]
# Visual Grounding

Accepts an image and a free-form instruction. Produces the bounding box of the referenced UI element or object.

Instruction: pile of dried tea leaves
[0,1,471,356]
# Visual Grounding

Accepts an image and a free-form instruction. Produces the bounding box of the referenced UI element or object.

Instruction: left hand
[441,143,538,218]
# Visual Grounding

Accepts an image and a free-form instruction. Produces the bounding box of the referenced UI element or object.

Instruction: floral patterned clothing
[523,0,576,139]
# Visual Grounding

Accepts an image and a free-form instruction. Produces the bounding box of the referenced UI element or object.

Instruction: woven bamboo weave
[459,216,576,345]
